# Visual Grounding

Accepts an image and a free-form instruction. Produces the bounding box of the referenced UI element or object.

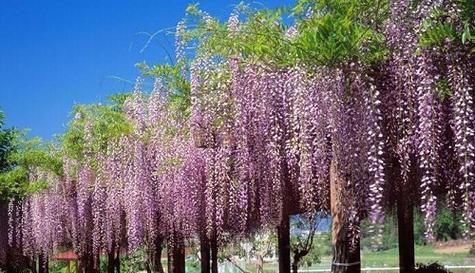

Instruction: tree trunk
[172,238,185,273]
[38,254,49,273]
[211,237,218,273]
[278,214,291,273]
[330,160,361,273]
[397,188,415,273]
[200,236,211,273]
[291,252,306,273]
[291,262,298,273]
[256,254,264,273]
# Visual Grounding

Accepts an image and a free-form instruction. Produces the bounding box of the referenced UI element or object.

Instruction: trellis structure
[3,1,474,273]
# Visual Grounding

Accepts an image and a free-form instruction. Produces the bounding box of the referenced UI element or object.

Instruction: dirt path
[434,242,472,254]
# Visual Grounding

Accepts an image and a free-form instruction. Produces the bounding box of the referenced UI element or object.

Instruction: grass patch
[361,245,473,267]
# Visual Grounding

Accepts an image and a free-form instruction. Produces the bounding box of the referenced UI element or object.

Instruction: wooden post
[278,214,291,273]
[0,200,9,269]
[330,160,361,273]
[38,254,49,273]
[397,193,415,273]
[200,236,211,273]
[78,252,96,273]
[210,236,218,273]
[116,247,121,273]
[108,245,116,273]
[147,236,165,273]
[278,148,292,273]
[391,155,415,273]
[77,258,82,273]
[153,237,165,273]
[0,202,8,271]
[167,246,173,273]
[396,162,415,273]
[172,237,185,273]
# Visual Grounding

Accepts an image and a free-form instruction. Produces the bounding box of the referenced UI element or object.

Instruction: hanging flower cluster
[384,0,475,241]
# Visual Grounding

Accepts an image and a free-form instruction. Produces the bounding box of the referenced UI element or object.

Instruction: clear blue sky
[0,0,294,140]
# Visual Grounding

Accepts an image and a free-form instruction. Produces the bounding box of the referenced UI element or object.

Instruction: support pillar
[278,214,291,273]
[330,160,361,273]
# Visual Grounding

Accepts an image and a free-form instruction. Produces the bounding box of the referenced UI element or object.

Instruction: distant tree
[290,215,322,273]
[0,109,38,273]
[435,204,462,242]
[0,110,17,182]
